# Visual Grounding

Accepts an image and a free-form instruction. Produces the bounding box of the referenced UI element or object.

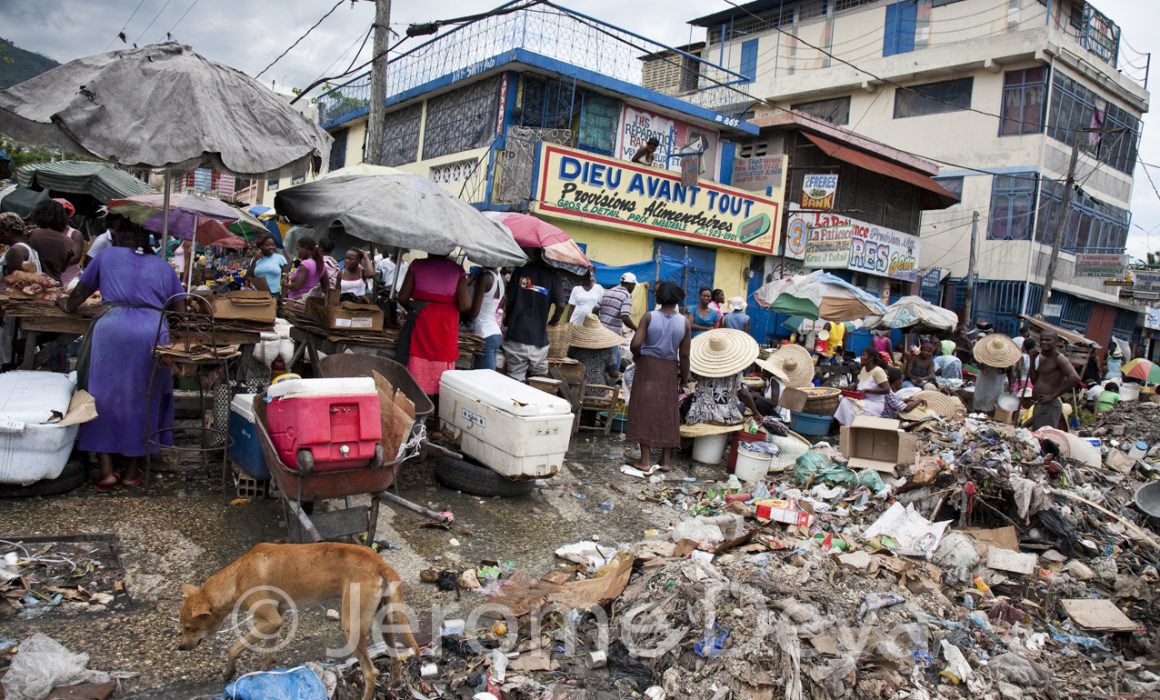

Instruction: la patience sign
[534,144,784,254]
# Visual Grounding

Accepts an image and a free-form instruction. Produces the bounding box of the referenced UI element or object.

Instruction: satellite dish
[672,135,705,157]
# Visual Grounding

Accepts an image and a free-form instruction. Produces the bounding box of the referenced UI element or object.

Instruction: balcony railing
[316,3,752,128]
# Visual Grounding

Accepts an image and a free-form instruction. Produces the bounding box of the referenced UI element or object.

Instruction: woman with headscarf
[59,215,183,490]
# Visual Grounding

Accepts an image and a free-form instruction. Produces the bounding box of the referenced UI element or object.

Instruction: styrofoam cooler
[265,377,382,471]
[0,371,79,485]
[438,370,573,479]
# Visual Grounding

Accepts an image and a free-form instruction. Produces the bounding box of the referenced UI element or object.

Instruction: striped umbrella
[1122,358,1160,385]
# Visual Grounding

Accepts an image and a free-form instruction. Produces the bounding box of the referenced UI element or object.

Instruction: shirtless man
[1028,329,1079,430]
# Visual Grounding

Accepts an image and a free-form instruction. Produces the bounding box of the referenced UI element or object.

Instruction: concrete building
[685,0,1150,345]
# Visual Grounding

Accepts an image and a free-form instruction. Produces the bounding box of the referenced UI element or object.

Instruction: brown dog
[178,542,420,699]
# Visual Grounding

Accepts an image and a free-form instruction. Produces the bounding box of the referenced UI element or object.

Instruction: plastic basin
[791,411,834,436]
[597,411,627,433]
[1134,481,1160,519]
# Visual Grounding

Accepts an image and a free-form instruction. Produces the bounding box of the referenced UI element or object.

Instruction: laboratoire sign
[785,211,919,282]
[535,144,784,254]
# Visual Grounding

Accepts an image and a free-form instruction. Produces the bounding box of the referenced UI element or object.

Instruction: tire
[0,462,86,499]
[434,456,535,498]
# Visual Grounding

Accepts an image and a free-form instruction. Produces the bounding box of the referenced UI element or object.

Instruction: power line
[135,0,176,46]
[165,0,201,39]
[105,0,147,50]
[307,25,373,91]
[255,0,346,81]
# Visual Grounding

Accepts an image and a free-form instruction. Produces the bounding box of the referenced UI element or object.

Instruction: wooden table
[9,313,261,370]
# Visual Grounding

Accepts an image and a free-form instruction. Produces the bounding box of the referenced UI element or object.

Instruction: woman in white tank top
[470,268,504,370]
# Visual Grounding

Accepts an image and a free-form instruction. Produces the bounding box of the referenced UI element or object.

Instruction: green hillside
[0,38,59,90]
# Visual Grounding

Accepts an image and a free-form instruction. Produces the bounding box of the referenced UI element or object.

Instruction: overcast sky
[2,0,1157,260]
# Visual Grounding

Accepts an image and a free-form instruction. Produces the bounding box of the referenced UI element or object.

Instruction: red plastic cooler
[264,377,383,472]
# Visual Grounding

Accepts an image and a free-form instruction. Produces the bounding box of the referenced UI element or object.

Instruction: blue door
[883,1,918,57]
[654,240,716,309]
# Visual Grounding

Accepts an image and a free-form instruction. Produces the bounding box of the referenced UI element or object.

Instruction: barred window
[987,172,1037,241]
[894,77,973,118]
[422,77,502,161]
[577,92,620,155]
[1046,72,1140,174]
[380,104,422,167]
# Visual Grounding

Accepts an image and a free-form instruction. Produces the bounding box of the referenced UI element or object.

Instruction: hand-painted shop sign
[788,211,920,282]
[534,144,784,254]
[801,173,838,210]
[1146,307,1160,331]
[732,155,787,193]
[1074,252,1128,278]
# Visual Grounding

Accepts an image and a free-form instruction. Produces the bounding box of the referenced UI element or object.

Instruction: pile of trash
[0,539,125,619]
[318,407,1160,699]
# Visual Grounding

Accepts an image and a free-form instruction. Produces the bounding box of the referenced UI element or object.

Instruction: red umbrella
[483,212,590,274]
[193,217,246,248]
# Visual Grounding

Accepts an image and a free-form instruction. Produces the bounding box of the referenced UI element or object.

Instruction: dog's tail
[378,561,421,656]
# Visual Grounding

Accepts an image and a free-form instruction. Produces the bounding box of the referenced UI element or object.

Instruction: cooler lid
[440,370,572,417]
[266,377,376,400]
[230,393,257,422]
[0,371,74,424]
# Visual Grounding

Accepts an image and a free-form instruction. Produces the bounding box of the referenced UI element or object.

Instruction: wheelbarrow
[253,355,446,542]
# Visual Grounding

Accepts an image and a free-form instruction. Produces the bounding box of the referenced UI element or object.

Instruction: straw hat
[680,421,745,437]
[690,329,759,378]
[569,314,624,350]
[900,390,959,420]
[755,344,815,388]
[973,333,1022,368]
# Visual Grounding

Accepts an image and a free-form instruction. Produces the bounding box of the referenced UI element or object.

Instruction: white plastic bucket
[734,445,774,483]
[1121,383,1141,401]
[691,434,728,464]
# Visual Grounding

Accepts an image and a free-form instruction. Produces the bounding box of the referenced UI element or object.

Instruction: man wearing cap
[1029,328,1079,429]
[596,273,637,370]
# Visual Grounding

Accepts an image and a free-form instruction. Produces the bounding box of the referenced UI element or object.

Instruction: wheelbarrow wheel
[435,456,534,498]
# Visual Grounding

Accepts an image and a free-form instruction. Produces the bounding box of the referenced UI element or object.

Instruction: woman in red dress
[398,254,471,398]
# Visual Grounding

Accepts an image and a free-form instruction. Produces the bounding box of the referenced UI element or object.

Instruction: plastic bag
[1,634,110,700]
[856,469,886,493]
[222,666,328,700]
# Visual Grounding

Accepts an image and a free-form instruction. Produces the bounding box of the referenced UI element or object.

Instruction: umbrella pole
[160,171,172,261]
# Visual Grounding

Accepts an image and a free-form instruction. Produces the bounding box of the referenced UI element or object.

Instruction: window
[835,0,876,12]
[935,176,964,200]
[291,171,306,186]
[932,0,963,5]
[798,1,827,21]
[423,77,502,161]
[1036,178,1130,252]
[577,92,620,155]
[740,39,758,83]
[1000,67,1047,135]
[883,1,918,57]
[328,128,348,172]
[792,96,850,125]
[894,77,973,118]
[988,172,1038,240]
[1046,72,1140,174]
[380,104,422,167]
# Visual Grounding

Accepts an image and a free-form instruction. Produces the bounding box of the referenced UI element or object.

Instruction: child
[1096,382,1122,413]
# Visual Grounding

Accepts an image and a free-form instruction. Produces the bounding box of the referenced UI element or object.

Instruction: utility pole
[364,0,391,166]
[965,210,979,323]
[1041,141,1081,312]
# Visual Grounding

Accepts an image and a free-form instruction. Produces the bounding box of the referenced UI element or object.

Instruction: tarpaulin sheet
[591,255,688,287]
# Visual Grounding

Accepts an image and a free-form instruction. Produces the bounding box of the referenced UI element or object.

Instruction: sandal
[94,475,119,492]
[120,474,145,488]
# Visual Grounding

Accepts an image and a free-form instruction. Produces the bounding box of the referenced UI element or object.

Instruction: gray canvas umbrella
[0,42,331,252]
[274,173,527,267]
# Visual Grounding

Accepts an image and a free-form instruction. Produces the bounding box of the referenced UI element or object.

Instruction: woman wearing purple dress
[60,216,183,490]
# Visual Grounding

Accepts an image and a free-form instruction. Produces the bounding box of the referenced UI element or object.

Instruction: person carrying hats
[972,333,1021,413]
[567,314,623,395]
[753,344,814,418]
[684,328,762,427]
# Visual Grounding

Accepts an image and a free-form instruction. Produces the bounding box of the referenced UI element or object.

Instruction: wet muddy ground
[0,432,708,697]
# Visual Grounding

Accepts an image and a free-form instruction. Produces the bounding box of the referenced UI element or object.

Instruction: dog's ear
[187,597,212,619]
[180,583,199,597]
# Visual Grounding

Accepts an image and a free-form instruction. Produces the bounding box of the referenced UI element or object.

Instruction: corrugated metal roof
[16,160,155,202]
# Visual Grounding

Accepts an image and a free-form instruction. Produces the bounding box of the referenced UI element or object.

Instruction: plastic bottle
[1129,440,1148,460]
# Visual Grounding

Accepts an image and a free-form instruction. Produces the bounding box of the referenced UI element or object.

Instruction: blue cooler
[228,394,268,478]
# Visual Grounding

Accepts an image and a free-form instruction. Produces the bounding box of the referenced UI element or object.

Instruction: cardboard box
[778,387,809,413]
[307,296,384,331]
[839,416,916,475]
[212,290,276,324]
[755,499,813,527]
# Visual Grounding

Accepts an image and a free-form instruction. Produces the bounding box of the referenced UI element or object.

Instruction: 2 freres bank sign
[534,144,785,254]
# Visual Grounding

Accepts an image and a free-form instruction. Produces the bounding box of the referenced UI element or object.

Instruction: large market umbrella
[1122,358,1160,385]
[0,42,331,261]
[274,173,526,267]
[16,160,154,202]
[482,211,590,275]
[754,270,886,321]
[878,295,958,331]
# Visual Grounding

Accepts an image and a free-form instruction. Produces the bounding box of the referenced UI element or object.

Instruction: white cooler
[0,371,80,485]
[439,370,573,479]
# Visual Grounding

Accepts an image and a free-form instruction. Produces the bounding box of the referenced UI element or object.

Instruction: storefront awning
[801,132,959,210]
